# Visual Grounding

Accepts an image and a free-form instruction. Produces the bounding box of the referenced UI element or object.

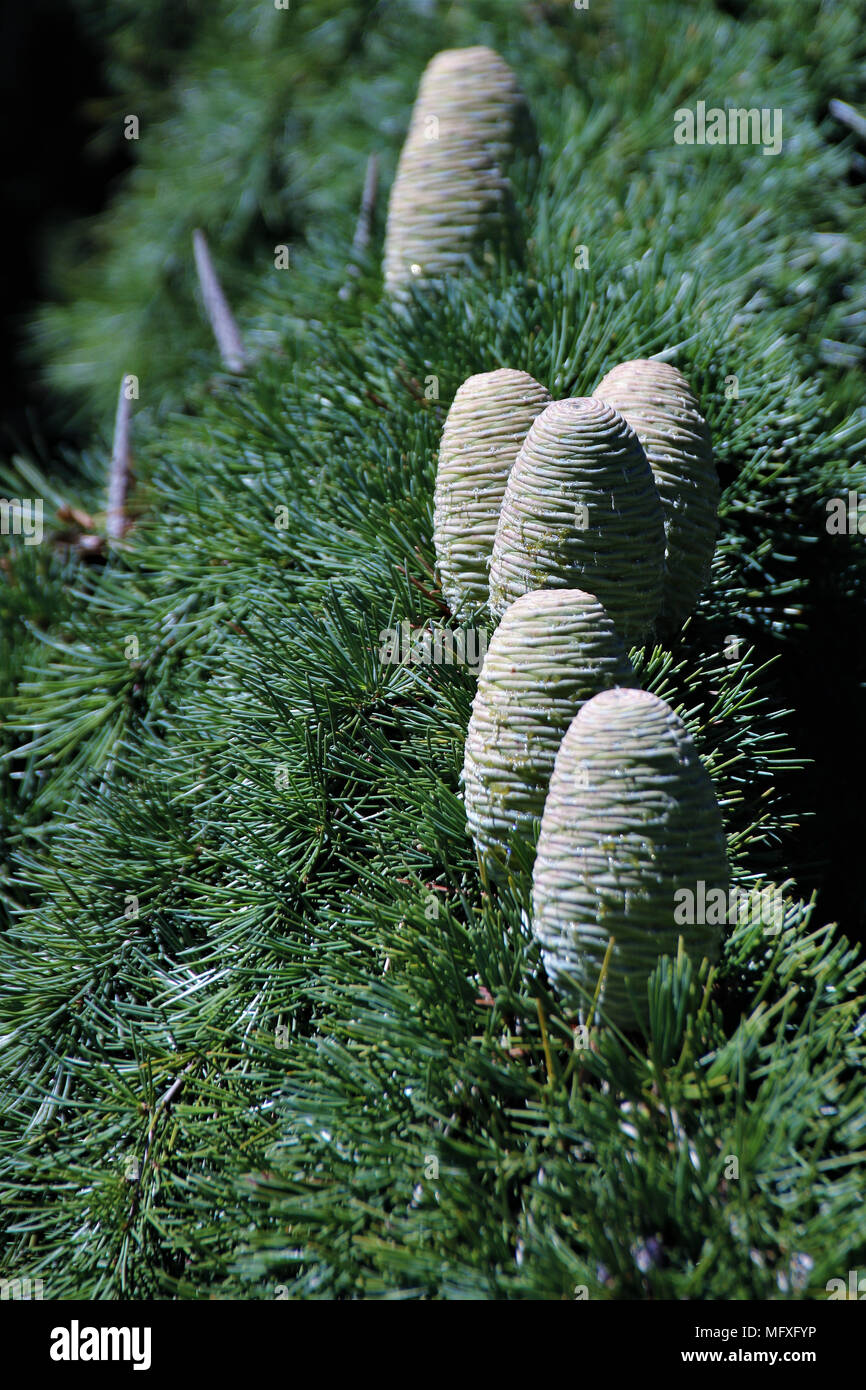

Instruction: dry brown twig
[106,377,134,543]
[339,152,379,301]
[193,228,248,372]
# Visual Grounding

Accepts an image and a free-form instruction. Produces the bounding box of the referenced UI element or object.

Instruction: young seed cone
[434,369,551,617]
[383,46,533,294]
[593,359,719,630]
[463,588,636,877]
[488,398,665,646]
[532,687,729,1029]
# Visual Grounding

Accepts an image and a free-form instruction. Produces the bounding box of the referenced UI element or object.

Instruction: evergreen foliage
[1,0,865,1298]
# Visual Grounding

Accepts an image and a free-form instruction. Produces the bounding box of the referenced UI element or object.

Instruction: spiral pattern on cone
[434,369,551,616]
[463,588,636,877]
[489,397,665,646]
[593,359,719,630]
[383,47,533,294]
[532,687,728,1028]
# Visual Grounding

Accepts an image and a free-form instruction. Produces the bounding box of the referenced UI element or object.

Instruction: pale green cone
[488,397,665,646]
[463,588,636,878]
[434,369,551,617]
[383,47,533,295]
[593,359,719,630]
[532,687,729,1029]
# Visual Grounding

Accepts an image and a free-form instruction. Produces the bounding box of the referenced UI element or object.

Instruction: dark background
[0,1,131,458]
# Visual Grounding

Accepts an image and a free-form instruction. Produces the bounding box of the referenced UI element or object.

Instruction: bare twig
[339,152,379,301]
[126,1061,198,1209]
[412,546,439,583]
[353,151,379,259]
[57,503,97,531]
[535,997,555,1087]
[829,98,866,142]
[106,377,134,543]
[157,1072,188,1111]
[401,561,451,616]
[192,228,247,372]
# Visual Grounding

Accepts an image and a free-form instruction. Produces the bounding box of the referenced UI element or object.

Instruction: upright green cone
[434,369,551,617]
[383,46,533,294]
[593,359,719,630]
[489,398,665,646]
[463,588,635,877]
[532,687,728,1028]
